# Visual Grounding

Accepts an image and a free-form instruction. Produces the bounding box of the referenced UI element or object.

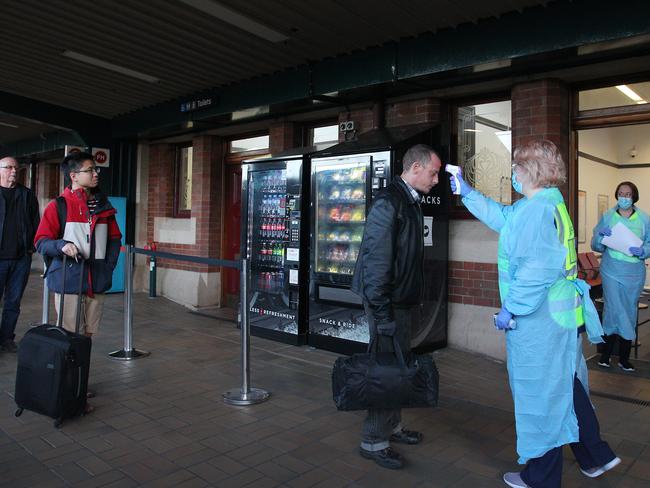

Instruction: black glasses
[76,167,101,174]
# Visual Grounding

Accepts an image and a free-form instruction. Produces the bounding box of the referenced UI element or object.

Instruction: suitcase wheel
[54,419,63,429]
[14,408,23,417]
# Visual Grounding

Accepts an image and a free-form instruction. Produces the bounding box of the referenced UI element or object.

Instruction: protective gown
[591,207,650,340]
[463,187,592,464]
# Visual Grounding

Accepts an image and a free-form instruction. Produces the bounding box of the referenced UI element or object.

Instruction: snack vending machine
[241,155,309,344]
[308,125,449,355]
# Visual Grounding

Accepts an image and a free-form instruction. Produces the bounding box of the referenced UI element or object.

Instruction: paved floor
[1,274,649,487]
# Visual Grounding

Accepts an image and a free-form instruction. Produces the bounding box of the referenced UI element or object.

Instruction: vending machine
[240,153,310,344]
[308,125,450,355]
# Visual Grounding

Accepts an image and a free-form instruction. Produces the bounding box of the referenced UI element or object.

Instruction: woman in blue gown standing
[451,140,619,487]
[592,181,650,372]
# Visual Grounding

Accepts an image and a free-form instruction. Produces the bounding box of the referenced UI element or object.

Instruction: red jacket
[35,187,122,295]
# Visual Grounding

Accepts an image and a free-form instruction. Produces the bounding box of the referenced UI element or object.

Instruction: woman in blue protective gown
[450,140,619,488]
[593,181,650,372]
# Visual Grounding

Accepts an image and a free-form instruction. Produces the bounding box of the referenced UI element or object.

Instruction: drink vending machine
[240,152,311,344]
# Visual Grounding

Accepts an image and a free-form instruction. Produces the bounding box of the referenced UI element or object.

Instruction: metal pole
[223,258,270,405]
[109,245,150,360]
[41,261,49,324]
[149,255,157,298]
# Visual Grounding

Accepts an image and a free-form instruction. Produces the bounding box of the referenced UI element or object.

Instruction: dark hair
[61,151,93,187]
[402,144,439,172]
[615,181,639,203]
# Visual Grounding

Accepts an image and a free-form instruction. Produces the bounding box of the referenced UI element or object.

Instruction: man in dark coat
[0,157,40,353]
[351,144,441,469]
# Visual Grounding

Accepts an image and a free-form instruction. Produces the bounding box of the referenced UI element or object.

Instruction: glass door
[313,157,368,286]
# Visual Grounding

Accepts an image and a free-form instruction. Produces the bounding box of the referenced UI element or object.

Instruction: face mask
[512,171,523,195]
[618,196,633,210]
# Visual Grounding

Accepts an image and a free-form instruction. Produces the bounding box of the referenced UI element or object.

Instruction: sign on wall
[92,147,111,167]
[64,145,84,155]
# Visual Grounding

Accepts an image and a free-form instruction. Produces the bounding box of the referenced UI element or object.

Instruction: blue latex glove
[495,307,513,330]
[449,171,472,197]
[629,246,644,257]
[598,226,612,237]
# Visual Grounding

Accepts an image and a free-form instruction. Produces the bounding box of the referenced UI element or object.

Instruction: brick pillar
[512,80,571,202]
[270,121,299,154]
[386,97,442,127]
[191,135,223,270]
[146,144,175,246]
[338,108,375,141]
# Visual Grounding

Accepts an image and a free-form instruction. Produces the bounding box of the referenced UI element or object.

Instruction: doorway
[222,164,242,308]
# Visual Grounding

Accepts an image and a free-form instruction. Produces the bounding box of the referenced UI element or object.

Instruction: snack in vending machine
[351,187,365,200]
[328,205,341,222]
[329,187,340,200]
[340,206,352,222]
[340,188,352,201]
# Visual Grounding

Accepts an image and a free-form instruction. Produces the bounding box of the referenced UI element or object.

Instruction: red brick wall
[146,138,223,273]
[386,98,441,127]
[338,98,442,141]
[270,121,299,154]
[512,79,571,201]
[448,261,500,308]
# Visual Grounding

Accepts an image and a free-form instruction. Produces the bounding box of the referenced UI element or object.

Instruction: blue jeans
[0,255,32,343]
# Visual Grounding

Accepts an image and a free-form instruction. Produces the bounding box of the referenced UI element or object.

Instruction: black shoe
[359,446,404,469]
[597,357,610,368]
[618,361,635,372]
[0,340,17,353]
[390,429,423,445]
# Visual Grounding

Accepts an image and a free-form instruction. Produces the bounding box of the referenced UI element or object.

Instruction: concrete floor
[0,273,649,487]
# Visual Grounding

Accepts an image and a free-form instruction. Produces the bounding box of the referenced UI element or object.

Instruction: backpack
[43,196,67,272]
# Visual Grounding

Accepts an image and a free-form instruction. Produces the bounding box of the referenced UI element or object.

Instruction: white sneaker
[503,472,529,487]
[580,457,621,478]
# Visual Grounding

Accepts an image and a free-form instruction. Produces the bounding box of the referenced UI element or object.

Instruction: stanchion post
[223,258,270,406]
[149,254,157,298]
[41,261,50,324]
[109,244,150,360]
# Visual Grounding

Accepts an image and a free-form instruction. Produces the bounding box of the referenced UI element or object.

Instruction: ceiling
[0,0,548,121]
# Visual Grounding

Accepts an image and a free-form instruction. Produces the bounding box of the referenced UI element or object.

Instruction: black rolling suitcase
[14,255,91,428]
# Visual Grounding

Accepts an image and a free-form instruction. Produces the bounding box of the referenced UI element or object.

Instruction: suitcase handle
[57,254,86,334]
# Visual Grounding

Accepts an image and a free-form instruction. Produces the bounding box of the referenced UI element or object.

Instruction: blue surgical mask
[618,196,633,210]
[512,171,523,195]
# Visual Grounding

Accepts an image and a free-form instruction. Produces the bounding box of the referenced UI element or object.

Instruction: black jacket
[351,177,424,325]
[0,183,40,256]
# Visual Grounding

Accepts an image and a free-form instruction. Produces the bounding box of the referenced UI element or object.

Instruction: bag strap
[55,196,67,238]
[57,255,67,328]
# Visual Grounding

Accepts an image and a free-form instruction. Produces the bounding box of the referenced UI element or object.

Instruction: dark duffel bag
[332,327,439,411]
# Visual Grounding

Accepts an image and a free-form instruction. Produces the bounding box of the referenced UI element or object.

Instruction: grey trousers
[360,305,417,451]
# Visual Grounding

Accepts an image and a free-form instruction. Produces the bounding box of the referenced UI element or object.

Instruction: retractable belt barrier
[118,246,269,405]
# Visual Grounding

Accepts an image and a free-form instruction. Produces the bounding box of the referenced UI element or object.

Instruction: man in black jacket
[0,157,40,353]
[351,144,441,469]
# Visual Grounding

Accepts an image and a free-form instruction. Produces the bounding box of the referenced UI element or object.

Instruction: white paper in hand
[601,222,643,256]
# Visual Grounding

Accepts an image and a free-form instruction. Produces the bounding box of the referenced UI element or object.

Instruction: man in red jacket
[34,152,122,340]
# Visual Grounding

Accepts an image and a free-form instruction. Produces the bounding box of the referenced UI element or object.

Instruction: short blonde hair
[513,140,566,188]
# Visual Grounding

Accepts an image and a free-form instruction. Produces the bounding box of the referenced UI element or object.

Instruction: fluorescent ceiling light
[616,85,647,104]
[0,121,19,128]
[62,50,160,83]
[178,0,288,43]
[464,129,482,132]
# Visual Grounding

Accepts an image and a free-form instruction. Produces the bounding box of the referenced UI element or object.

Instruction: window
[579,82,650,111]
[229,135,269,153]
[312,124,339,145]
[174,145,192,217]
[455,100,512,205]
